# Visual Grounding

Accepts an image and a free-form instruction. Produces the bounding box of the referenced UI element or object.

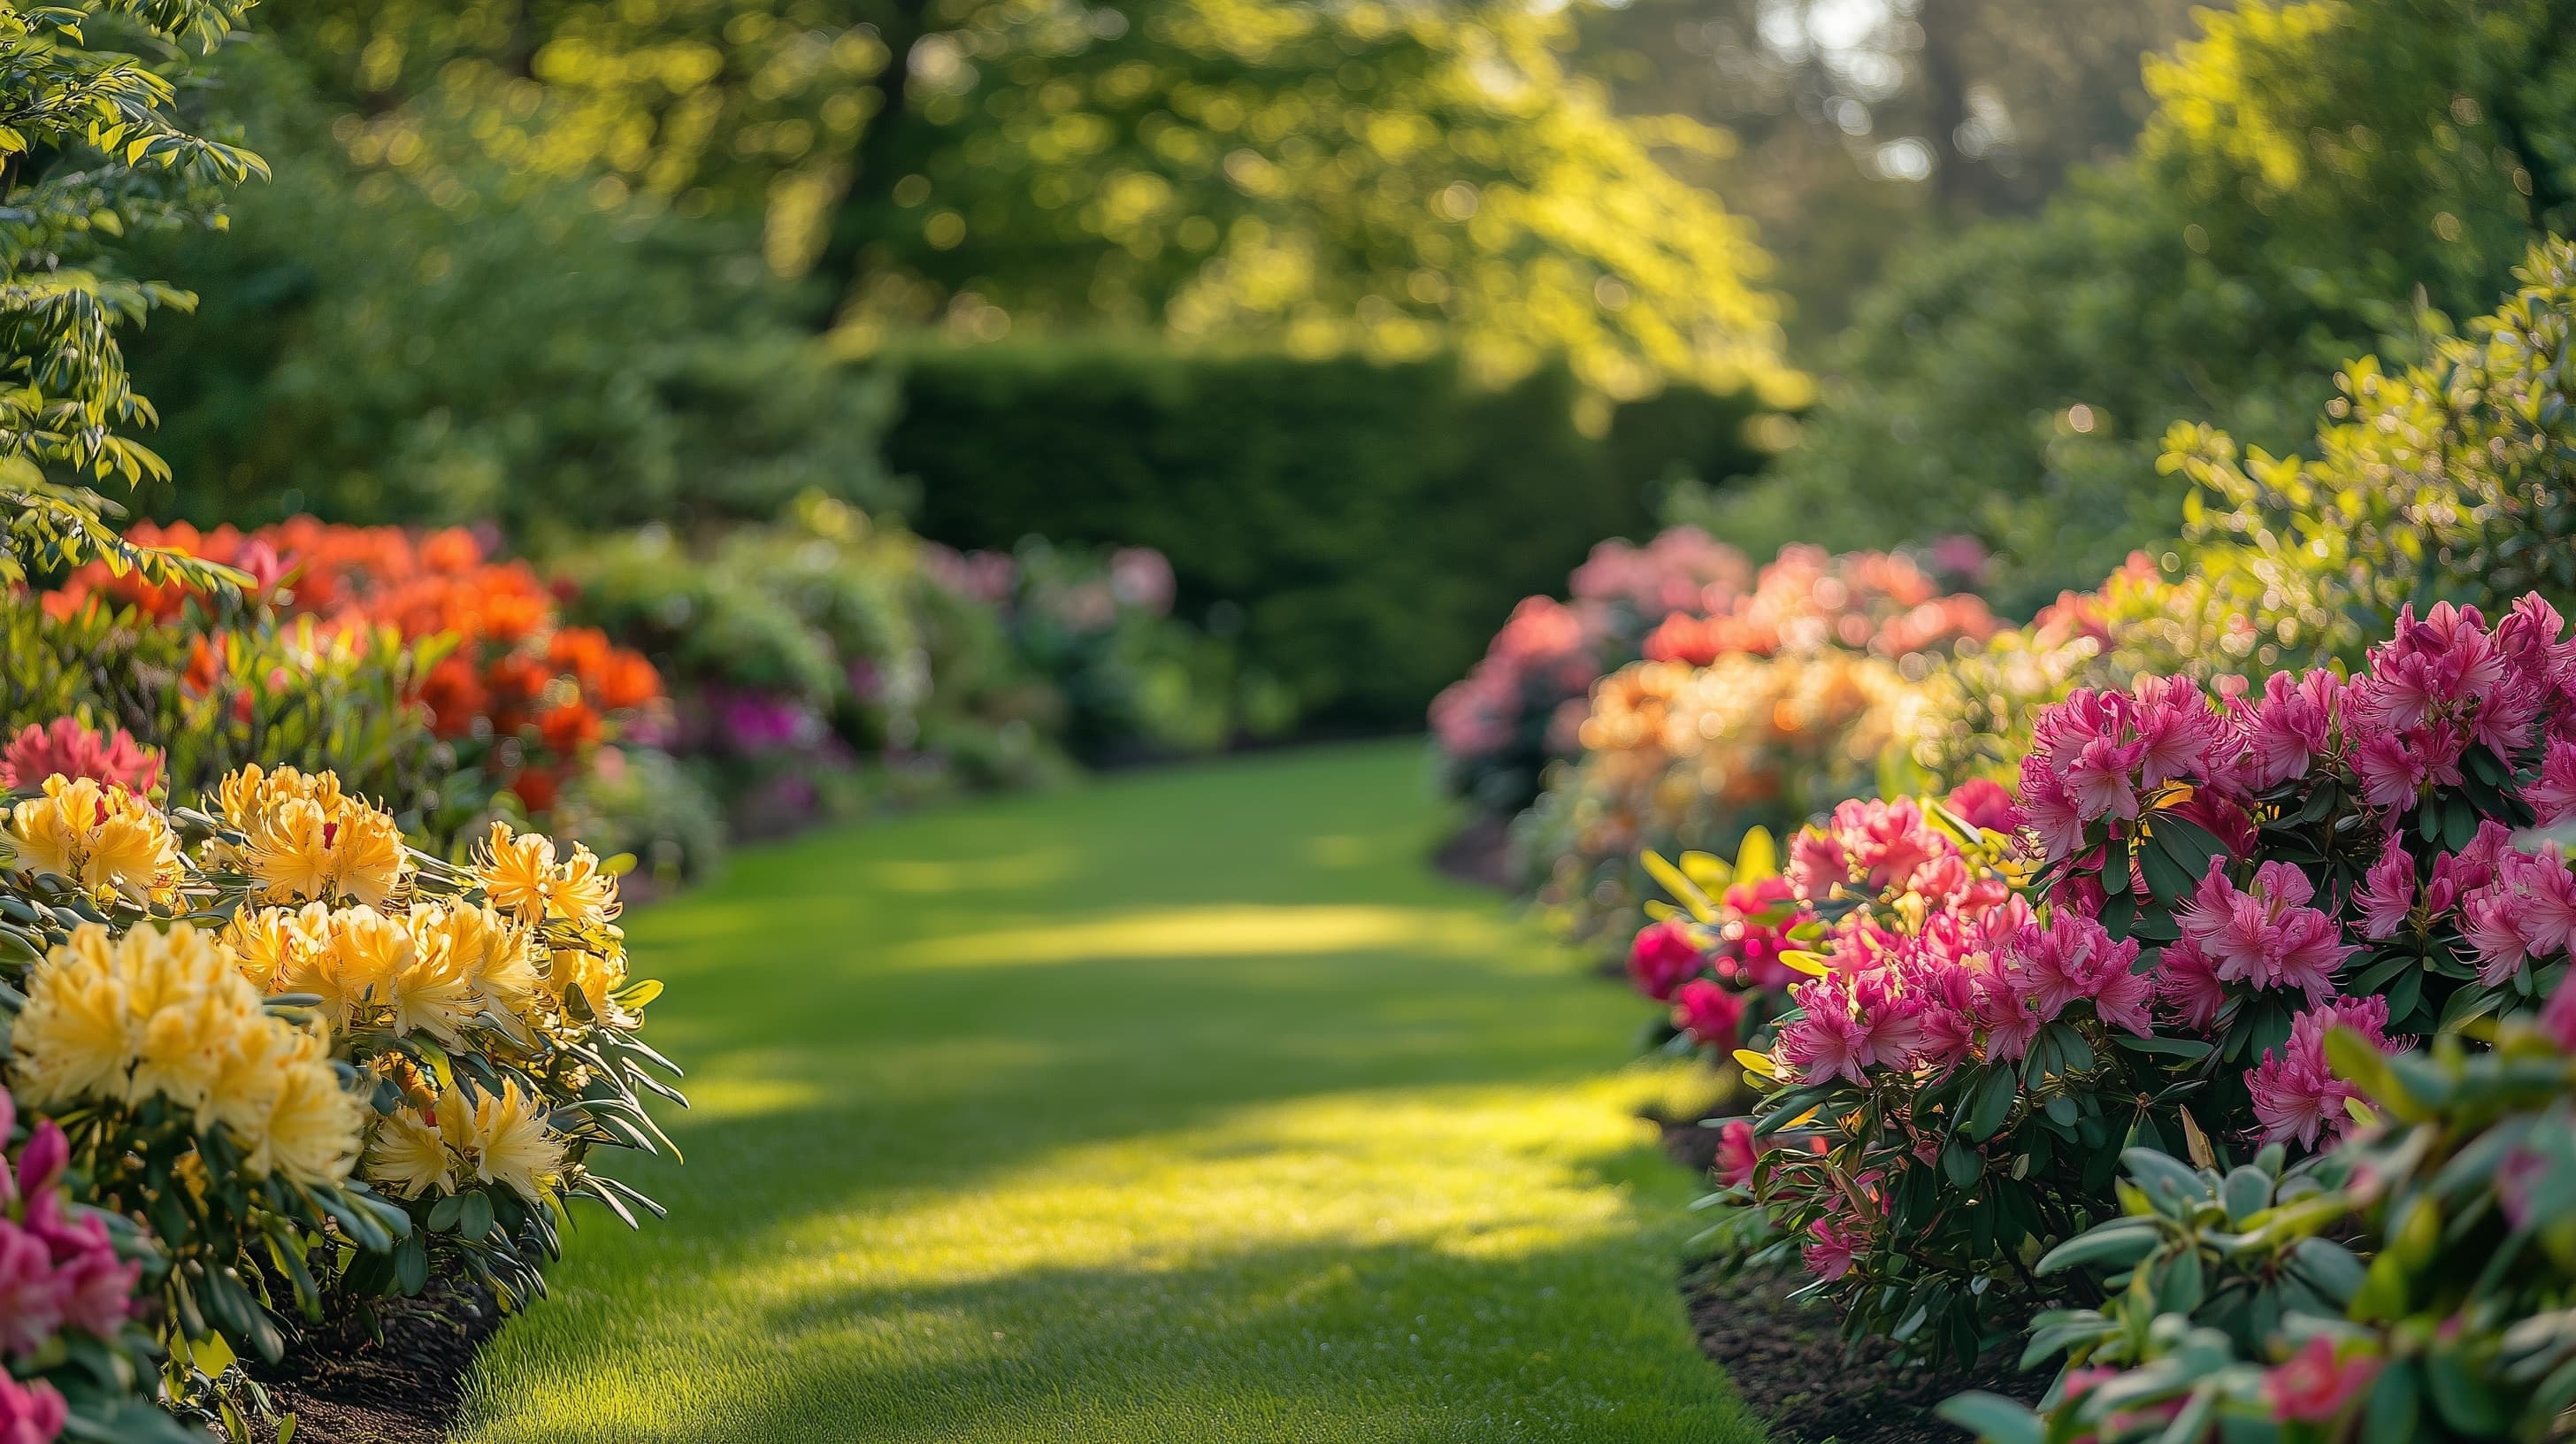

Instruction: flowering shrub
[0,1086,187,1442]
[1700,594,2576,1368]
[1513,649,1914,957]
[1432,532,1992,818]
[1944,979,2576,1444]
[1904,555,2247,789]
[1,589,451,836]
[0,762,682,1433]
[44,519,667,818]
[552,505,1067,839]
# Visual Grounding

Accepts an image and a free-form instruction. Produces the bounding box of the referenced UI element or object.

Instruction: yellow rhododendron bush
[0,761,681,1432]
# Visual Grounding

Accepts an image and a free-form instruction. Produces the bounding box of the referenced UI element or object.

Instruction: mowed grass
[451,741,1765,1444]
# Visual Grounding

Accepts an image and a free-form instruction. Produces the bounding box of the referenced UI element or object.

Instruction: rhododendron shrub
[1514,649,1913,958]
[1709,595,2576,1367]
[1945,978,2576,1444]
[1432,532,1991,818]
[2019,596,2576,1107]
[2,590,448,833]
[0,1088,188,1443]
[44,518,667,818]
[0,763,683,1432]
[1703,795,2236,1361]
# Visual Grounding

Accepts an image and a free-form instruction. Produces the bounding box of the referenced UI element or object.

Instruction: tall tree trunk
[813,0,932,329]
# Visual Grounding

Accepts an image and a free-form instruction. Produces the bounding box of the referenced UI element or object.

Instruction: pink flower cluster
[2020,598,2576,868]
[1774,902,2153,1087]
[0,719,161,795]
[1567,526,1752,622]
[0,1092,142,1444]
[2158,861,2356,1025]
[1638,544,1995,668]
[1429,596,1601,759]
[1624,874,1806,1052]
[2245,995,2401,1148]
[1788,795,2012,914]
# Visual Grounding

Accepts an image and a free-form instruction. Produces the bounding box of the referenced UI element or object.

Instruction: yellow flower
[220,904,329,994]
[228,1024,365,1187]
[366,1079,565,1204]
[11,922,363,1184]
[442,1079,565,1203]
[220,764,408,908]
[10,925,142,1107]
[382,911,479,1047]
[547,946,629,1019]
[408,900,539,1018]
[4,776,183,906]
[364,1106,452,1199]
[285,904,406,1029]
[473,822,621,926]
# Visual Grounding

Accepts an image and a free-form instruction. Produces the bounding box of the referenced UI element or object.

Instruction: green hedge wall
[890,344,1767,726]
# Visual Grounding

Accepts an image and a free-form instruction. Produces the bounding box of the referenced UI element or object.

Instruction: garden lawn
[451,741,1766,1443]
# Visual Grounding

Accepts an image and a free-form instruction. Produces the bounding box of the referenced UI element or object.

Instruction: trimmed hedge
[891,344,1767,725]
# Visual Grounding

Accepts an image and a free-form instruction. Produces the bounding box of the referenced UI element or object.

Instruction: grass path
[452,741,1763,1443]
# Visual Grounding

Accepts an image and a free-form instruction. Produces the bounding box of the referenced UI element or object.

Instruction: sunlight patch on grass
[894,902,1510,968]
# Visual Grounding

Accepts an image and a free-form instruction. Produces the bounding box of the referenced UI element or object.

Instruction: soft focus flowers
[1627,918,1706,1002]
[2263,1336,2380,1423]
[0,719,161,795]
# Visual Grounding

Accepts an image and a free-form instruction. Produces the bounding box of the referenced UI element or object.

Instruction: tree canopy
[268,0,1805,411]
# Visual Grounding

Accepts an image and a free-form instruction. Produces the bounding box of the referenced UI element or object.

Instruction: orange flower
[548,627,613,687]
[594,650,663,710]
[420,527,482,574]
[184,634,226,697]
[419,654,490,739]
[538,702,602,757]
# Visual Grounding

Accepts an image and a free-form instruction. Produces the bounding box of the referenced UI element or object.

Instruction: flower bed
[1433,534,1992,822]
[0,735,681,1439]
[1629,595,2576,1440]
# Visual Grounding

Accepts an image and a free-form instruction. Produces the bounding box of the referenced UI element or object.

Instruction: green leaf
[2361,1359,2420,1444]
[1964,1068,2018,1141]
[2111,1033,2212,1059]
[2035,1221,2161,1274]
[1933,1392,2044,1444]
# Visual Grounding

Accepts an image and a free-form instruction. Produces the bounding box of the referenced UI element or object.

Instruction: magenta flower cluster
[0,1089,145,1444]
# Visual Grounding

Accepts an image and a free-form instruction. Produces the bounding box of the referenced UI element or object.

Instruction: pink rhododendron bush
[1430,532,1993,818]
[1653,595,2576,1396]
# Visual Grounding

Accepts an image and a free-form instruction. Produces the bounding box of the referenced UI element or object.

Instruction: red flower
[1627,918,1706,1002]
[419,654,491,739]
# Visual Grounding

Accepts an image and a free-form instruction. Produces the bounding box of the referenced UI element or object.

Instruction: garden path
[450,741,1762,1443]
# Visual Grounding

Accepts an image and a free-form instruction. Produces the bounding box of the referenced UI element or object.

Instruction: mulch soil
[1653,1120,2043,1444]
[244,1271,502,1444]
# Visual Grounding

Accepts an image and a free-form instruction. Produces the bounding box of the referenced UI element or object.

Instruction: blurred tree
[1693,0,2576,611]
[1572,0,2211,345]
[0,0,266,588]
[121,44,901,542]
[264,0,1805,412]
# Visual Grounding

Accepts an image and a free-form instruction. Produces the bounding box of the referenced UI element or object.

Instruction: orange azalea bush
[45,519,666,816]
